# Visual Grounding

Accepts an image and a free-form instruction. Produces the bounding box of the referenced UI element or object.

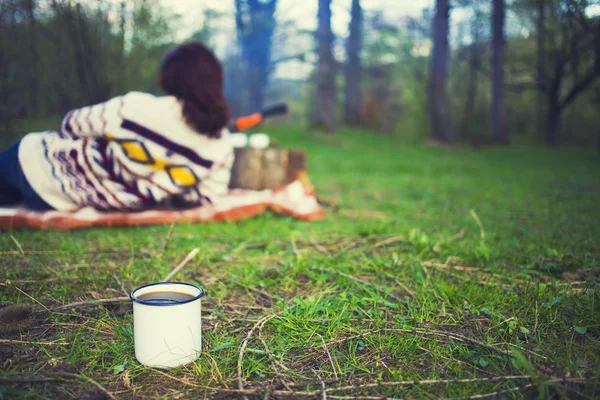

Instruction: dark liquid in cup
[137,291,195,303]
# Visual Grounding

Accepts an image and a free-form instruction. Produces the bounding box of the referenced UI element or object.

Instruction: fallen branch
[328,396,401,400]
[310,238,330,253]
[121,372,592,397]
[162,248,200,282]
[321,336,339,379]
[150,368,202,388]
[238,314,277,400]
[57,297,129,310]
[469,209,485,240]
[0,339,68,345]
[326,376,555,392]
[10,235,24,254]
[113,274,128,297]
[313,369,327,400]
[1,282,52,313]
[0,247,131,256]
[258,317,297,388]
[159,220,178,259]
[379,270,415,298]
[467,383,534,399]
[291,236,303,261]
[489,342,548,360]
[320,327,516,358]
[372,236,406,249]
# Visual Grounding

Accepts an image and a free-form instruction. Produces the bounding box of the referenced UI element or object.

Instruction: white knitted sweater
[18,91,234,211]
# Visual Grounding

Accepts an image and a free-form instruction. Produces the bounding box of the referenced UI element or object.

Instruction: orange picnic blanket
[0,181,324,230]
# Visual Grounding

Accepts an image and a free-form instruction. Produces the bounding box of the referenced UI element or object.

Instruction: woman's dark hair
[160,42,229,138]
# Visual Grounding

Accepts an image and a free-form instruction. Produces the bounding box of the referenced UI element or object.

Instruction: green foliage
[189,9,225,49]
[120,0,179,95]
[575,326,588,335]
[359,15,431,137]
[0,0,178,124]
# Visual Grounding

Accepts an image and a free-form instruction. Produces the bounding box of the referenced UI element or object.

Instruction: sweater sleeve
[60,95,126,138]
[198,150,234,201]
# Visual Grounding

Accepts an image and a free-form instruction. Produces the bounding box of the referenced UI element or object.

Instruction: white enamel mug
[249,133,270,149]
[229,132,249,148]
[130,282,204,368]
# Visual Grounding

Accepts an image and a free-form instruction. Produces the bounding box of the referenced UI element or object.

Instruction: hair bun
[205,100,229,136]
[182,99,229,138]
[160,42,229,138]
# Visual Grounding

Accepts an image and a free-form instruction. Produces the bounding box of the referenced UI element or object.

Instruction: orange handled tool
[228,103,288,131]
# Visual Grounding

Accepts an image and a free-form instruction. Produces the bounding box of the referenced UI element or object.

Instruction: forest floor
[1,127,599,399]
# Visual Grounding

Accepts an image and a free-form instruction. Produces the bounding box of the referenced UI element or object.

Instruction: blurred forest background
[1,0,599,148]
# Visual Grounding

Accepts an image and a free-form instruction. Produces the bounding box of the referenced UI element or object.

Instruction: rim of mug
[130,282,204,306]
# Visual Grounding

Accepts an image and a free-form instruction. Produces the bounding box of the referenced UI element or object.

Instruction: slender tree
[25,0,38,115]
[544,2,600,145]
[491,0,508,143]
[459,0,483,139]
[428,0,452,142]
[235,0,278,113]
[118,0,126,94]
[344,0,363,126]
[310,0,337,132]
[536,0,545,137]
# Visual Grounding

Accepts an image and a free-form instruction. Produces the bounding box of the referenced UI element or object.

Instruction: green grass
[1,126,599,399]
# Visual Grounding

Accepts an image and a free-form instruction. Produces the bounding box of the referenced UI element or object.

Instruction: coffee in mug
[136,291,196,303]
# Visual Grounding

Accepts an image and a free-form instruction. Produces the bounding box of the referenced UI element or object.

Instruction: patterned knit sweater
[18,91,234,211]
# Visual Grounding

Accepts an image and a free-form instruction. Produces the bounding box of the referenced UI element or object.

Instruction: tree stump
[229,148,308,190]
[262,148,286,189]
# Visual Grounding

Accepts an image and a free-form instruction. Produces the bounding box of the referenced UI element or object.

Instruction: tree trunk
[428,0,452,142]
[310,0,337,133]
[248,64,267,111]
[461,42,479,140]
[491,0,508,144]
[118,0,126,93]
[545,51,564,146]
[246,0,275,112]
[235,0,277,113]
[25,0,38,115]
[344,0,362,126]
[546,100,561,146]
[461,4,482,142]
[536,0,546,137]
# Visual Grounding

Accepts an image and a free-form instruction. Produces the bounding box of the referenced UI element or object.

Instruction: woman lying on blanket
[0,42,233,212]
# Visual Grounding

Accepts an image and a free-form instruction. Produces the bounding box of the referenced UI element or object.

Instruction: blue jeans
[0,141,53,211]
